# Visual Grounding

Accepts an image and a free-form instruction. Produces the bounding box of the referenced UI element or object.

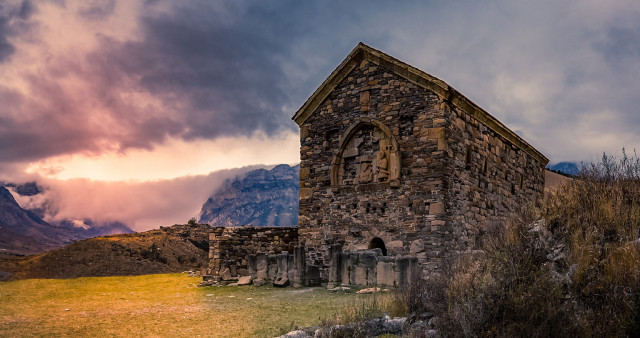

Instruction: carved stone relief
[331,119,401,188]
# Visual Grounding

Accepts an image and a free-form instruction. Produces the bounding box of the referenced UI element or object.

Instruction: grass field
[0,273,390,337]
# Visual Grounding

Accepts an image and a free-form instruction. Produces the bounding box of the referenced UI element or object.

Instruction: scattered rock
[277,330,311,338]
[238,276,252,285]
[328,286,352,292]
[197,280,217,287]
[273,278,289,287]
[382,314,406,332]
[220,268,233,281]
[281,314,412,337]
[356,287,382,294]
[253,278,268,287]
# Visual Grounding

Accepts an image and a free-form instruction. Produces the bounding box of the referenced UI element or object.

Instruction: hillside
[0,184,134,255]
[0,224,210,281]
[199,164,299,227]
[0,186,71,254]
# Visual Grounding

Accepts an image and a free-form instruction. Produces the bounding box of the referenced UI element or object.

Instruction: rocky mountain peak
[198,164,299,227]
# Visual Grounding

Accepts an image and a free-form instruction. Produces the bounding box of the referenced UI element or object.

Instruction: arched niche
[368,237,387,256]
[331,118,401,189]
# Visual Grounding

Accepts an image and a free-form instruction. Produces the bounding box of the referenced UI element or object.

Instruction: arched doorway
[368,237,387,256]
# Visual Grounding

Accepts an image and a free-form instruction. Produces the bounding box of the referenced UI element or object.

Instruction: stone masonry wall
[208,226,298,278]
[444,104,546,251]
[298,58,546,282]
[298,60,451,280]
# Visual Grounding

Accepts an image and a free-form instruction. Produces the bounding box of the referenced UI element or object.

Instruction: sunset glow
[25,131,299,182]
[1,0,639,230]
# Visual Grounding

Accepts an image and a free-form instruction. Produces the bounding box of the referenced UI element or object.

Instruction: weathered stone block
[429,202,444,215]
[410,239,425,254]
[395,256,419,288]
[276,253,288,281]
[376,261,396,286]
[327,244,343,288]
[354,251,378,286]
[238,276,252,285]
[268,255,278,281]
[256,253,268,280]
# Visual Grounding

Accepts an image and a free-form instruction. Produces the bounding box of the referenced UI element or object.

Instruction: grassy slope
[0,224,210,280]
[0,273,386,337]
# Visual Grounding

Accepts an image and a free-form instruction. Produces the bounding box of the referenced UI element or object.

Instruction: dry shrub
[439,214,579,337]
[545,150,640,336]
[395,151,640,337]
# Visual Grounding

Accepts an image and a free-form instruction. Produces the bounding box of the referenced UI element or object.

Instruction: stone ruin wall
[444,103,546,253]
[298,61,451,280]
[207,226,298,279]
[207,225,423,288]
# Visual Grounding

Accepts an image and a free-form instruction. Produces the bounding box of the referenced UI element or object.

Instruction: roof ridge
[292,43,548,165]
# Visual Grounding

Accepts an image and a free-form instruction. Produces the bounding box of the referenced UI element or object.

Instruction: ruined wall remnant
[207,226,298,281]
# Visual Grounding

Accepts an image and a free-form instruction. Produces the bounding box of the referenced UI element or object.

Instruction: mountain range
[547,162,580,176]
[0,183,133,255]
[198,164,299,227]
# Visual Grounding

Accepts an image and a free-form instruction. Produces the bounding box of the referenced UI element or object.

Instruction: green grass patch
[0,273,388,337]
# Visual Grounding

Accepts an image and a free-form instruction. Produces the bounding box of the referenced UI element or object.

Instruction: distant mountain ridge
[198,164,299,227]
[0,183,134,255]
[548,162,580,176]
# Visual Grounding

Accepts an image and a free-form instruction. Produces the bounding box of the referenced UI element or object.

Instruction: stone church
[206,43,547,287]
[293,43,547,280]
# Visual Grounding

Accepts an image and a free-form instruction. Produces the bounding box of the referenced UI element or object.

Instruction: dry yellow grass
[0,273,386,337]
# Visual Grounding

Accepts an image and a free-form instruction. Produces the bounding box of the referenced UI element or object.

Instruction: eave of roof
[292,42,549,165]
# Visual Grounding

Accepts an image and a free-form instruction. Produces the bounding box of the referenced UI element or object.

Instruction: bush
[545,150,640,336]
[396,151,640,337]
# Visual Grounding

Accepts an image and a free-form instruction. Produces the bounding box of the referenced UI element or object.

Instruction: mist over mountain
[199,164,299,227]
[0,184,134,255]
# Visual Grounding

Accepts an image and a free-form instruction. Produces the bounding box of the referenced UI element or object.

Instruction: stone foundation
[206,226,420,288]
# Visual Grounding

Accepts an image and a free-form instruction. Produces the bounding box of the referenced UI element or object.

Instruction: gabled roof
[292,42,548,165]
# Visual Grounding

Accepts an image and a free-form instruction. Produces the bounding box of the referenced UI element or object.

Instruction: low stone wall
[207,226,298,279]
[328,246,421,288]
[206,226,420,288]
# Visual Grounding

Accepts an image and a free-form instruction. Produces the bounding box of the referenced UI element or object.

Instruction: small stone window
[519,174,524,190]
[399,115,415,137]
[465,145,473,169]
[368,237,387,256]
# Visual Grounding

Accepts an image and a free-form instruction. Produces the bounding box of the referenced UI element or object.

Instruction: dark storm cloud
[0,1,315,164]
[1,0,639,167]
[0,0,35,62]
[77,0,116,20]
[90,1,302,140]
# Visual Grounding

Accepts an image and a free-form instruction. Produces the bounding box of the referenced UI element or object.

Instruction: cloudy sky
[1,0,639,229]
